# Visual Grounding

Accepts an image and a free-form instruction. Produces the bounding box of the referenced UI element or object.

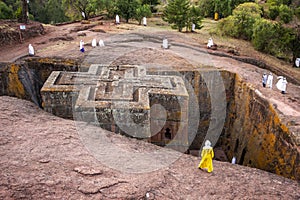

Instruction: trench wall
[219,74,299,180]
[0,58,79,107]
[0,60,299,180]
[152,69,299,180]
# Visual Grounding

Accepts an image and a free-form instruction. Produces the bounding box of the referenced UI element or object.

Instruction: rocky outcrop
[150,69,300,180]
[0,58,79,107]
[0,96,299,199]
[0,20,44,45]
[0,59,299,180]
[220,74,299,180]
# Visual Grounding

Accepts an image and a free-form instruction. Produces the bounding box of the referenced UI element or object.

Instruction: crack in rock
[73,166,103,176]
[77,180,128,195]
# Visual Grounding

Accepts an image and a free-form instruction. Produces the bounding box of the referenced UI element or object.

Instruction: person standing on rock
[79,40,85,52]
[276,76,288,94]
[207,38,214,48]
[92,38,97,48]
[262,73,267,87]
[99,39,105,47]
[281,77,288,94]
[267,72,273,89]
[116,14,120,25]
[295,58,300,68]
[198,140,214,173]
[28,44,35,56]
[162,37,169,49]
[279,77,288,94]
[192,23,196,32]
[231,156,236,164]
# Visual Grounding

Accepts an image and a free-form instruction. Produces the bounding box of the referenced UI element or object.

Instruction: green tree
[62,0,102,20]
[115,0,139,23]
[46,0,69,23]
[101,0,117,18]
[141,0,159,6]
[28,0,48,23]
[265,1,294,22]
[3,0,21,14]
[252,19,278,53]
[295,6,300,19]
[232,2,262,40]
[0,1,14,19]
[186,5,203,31]
[278,4,293,23]
[198,0,255,18]
[268,5,280,20]
[198,0,214,17]
[217,15,239,37]
[217,2,262,40]
[162,0,190,32]
[266,0,292,6]
[141,0,159,12]
[252,18,295,59]
[291,27,300,66]
[135,4,152,25]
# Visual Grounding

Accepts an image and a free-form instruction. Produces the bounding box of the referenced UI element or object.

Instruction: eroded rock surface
[0,96,299,199]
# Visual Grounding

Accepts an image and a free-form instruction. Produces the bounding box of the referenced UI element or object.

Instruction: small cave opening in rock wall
[165,128,172,140]
[0,59,299,180]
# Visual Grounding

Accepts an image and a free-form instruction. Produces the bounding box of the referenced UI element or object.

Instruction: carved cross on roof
[41,65,189,151]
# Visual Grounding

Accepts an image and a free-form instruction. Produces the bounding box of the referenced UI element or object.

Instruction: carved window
[165,128,171,139]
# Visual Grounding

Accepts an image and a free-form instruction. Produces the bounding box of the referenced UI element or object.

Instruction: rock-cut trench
[0,58,299,180]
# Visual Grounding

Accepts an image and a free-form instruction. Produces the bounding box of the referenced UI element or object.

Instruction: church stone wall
[41,64,189,152]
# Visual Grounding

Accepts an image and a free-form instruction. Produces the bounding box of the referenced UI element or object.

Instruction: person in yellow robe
[198,140,214,173]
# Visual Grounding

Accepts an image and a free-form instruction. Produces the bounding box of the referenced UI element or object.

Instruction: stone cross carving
[41,64,189,151]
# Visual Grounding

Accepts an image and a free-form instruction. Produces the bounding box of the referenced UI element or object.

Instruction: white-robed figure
[231,156,236,164]
[92,38,97,48]
[143,17,147,26]
[162,37,169,49]
[116,14,120,24]
[262,72,267,87]
[276,76,288,94]
[295,58,300,68]
[99,39,105,47]
[79,40,85,52]
[28,44,35,56]
[267,72,273,89]
[207,38,214,48]
[192,23,196,32]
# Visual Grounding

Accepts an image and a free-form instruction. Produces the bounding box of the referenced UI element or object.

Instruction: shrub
[163,0,190,32]
[186,5,203,31]
[252,18,278,53]
[295,7,300,19]
[135,4,152,25]
[268,5,279,20]
[252,18,295,59]
[163,0,199,32]
[217,15,239,37]
[115,0,140,23]
[0,1,14,19]
[278,4,293,23]
[217,2,263,40]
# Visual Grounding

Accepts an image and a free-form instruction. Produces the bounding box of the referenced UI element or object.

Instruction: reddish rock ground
[0,96,299,199]
[0,18,300,199]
